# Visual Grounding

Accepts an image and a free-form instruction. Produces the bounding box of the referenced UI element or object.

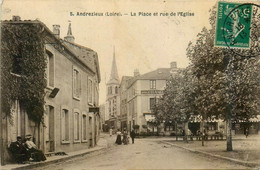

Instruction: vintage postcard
[1,0,259,169]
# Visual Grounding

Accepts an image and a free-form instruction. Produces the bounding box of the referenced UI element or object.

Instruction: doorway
[45,105,55,153]
[89,116,93,147]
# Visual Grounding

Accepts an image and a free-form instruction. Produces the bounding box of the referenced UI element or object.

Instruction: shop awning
[190,115,260,123]
[249,115,260,122]
[144,113,155,122]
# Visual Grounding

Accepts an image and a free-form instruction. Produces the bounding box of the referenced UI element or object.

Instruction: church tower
[106,47,120,130]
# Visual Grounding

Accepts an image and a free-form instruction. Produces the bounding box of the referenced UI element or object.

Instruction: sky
[1,0,218,104]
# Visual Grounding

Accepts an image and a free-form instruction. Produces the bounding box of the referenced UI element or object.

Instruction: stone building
[105,49,120,130]
[119,76,133,131]
[1,17,101,165]
[126,62,178,133]
[99,104,106,131]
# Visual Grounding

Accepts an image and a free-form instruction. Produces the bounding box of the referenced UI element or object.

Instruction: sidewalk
[0,133,111,170]
[162,134,260,168]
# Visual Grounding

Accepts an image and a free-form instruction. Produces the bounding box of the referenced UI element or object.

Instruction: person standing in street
[109,128,113,137]
[122,128,128,145]
[115,129,122,145]
[245,128,249,138]
[130,129,135,144]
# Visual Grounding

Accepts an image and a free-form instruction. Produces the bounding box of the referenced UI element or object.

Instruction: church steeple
[64,22,75,43]
[108,47,119,84]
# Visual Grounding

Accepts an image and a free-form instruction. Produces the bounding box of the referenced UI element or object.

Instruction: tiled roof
[63,41,101,83]
[127,68,172,87]
[63,41,95,71]
[138,68,171,80]
[120,76,133,88]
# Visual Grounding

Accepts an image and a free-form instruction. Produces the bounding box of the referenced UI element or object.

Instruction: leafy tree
[1,22,47,123]
[187,4,260,151]
[153,67,196,141]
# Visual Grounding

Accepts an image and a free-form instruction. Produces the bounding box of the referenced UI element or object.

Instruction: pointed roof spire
[67,23,72,35]
[64,22,75,43]
[108,47,119,84]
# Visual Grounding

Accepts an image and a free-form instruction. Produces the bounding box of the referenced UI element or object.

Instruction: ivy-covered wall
[1,22,47,123]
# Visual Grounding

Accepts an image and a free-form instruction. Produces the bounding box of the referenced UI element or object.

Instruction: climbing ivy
[1,22,47,123]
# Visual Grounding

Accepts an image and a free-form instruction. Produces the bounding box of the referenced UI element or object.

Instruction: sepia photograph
[0,0,259,169]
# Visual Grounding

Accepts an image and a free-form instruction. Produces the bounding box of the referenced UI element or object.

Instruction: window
[132,101,135,115]
[150,98,156,110]
[108,86,112,95]
[115,86,118,94]
[109,101,111,113]
[95,86,99,105]
[73,68,81,99]
[82,114,87,141]
[12,55,22,75]
[61,109,69,142]
[46,51,54,87]
[150,80,156,89]
[208,122,217,131]
[74,112,80,141]
[88,79,93,103]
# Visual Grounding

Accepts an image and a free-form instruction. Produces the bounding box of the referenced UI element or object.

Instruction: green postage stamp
[215,1,252,48]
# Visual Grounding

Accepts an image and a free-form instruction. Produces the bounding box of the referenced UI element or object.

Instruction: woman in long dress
[115,129,122,145]
[122,129,128,145]
[24,134,46,161]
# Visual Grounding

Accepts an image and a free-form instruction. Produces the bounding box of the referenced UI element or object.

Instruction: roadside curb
[0,134,111,170]
[10,146,107,170]
[162,141,260,168]
[0,135,110,170]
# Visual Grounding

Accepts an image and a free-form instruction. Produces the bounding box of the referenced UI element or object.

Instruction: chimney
[12,16,21,21]
[53,25,60,38]
[134,69,140,77]
[170,61,177,69]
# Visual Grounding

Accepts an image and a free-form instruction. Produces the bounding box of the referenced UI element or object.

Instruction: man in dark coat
[9,136,29,163]
[130,129,136,144]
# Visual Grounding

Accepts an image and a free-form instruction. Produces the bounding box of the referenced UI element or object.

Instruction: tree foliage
[153,67,197,124]
[152,4,259,149]
[187,4,260,151]
[1,22,47,123]
[187,5,260,122]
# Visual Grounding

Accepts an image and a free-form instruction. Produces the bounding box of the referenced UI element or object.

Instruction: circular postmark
[223,3,260,58]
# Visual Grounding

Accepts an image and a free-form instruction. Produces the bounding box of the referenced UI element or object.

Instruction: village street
[37,135,249,170]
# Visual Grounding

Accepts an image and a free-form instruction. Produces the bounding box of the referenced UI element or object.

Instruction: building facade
[126,62,179,133]
[99,104,106,131]
[105,49,120,130]
[1,17,101,165]
[119,76,133,131]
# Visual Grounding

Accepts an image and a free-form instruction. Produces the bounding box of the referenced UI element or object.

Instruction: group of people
[9,134,46,163]
[113,128,136,145]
